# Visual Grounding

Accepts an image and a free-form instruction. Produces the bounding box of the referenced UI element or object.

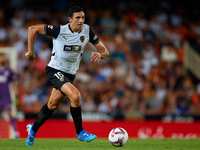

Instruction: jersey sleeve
[44,24,60,38]
[89,27,100,45]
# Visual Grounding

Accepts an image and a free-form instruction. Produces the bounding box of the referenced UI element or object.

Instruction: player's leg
[6,110,19,138]
[32,88,66,132]
[26,88,66,146]
[61,83,97,142]
[61,82,83,133]
[4,100,19,138]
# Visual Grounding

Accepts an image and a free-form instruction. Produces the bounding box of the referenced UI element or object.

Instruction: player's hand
[90,52,101,62]
[25,52,35,61]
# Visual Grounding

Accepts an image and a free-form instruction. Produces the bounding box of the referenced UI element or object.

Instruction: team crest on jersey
[80,36,85,42]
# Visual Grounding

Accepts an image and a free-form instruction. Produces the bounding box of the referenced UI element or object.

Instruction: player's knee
[72,91,81,104]
[48,102,59,111]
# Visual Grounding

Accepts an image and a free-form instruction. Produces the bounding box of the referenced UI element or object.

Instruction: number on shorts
[54,72,64,80]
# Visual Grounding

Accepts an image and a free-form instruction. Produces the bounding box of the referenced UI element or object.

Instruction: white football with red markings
[108,127,129,147]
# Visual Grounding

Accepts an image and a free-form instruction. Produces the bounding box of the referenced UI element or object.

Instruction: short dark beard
[74,27,81,32]
[0,62,6,67]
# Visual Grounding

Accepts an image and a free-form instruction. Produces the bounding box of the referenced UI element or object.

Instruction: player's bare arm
[91,41,109,62]
[25,24,45,61]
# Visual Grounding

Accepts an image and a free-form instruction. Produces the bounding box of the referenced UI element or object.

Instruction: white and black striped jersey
[44,23,100,75]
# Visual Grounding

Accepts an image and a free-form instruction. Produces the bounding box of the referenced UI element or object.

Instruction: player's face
[69,11,85,32]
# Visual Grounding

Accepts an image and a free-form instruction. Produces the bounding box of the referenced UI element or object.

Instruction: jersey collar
[68,24,82,34]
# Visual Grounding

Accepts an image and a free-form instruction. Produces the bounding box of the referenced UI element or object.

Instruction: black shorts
[45,66,75,94]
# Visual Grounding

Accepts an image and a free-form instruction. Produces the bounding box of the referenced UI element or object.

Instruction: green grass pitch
[0,138,200,150]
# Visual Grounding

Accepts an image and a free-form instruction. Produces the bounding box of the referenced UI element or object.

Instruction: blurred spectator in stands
[127,9,137,24]
[32,54,47,76]
[98,95,112,114]
[115,34,130,53]
[26,11,44,27]
[99,10,118,35]
[118,15,129,32]
[94,67,107,82]
[162,62,175,80]
[174,63,187,88]
[111,49,126,62]
[112,59,127,77]
[0,22,7,46]
[109,89,119,112]
[135,12,147,30]
[158,91,178,115]
[143,83,158,114]
[139,43,159,76]
[169,27,181,48]
[113,96,125,119]
[133,65,145,91]
[143,43,159,66]
[167,75,178,91]
[176,96,190,115]
[124,24,143,55]
[10,10,24,30]
[21,85,42,114]
[11,34,24,55]
[155,79,167,110]
[155,8,168,24]
[149,16,162,37]
[76,64,90,83]
[170,10,182,27]
[124,90,138,118]
[99,62,114,80]
[17,41,29,73]
[16,23,28,42]
[137,101,147,116]
[139,54,152,76]
[142,22,156,43]
[37,40,51,63]
[82,95,96,112]
[85,10,99,31]
[190,89,200,114]
[125,67,135,89]
[146,66,160,86]
[102,34,117,54]
[161,43,177,62]
[176,42,184,63]
[19,65,32,88]
[32,75,48,105]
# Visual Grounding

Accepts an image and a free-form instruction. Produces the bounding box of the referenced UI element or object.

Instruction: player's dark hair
[68,6,84,18]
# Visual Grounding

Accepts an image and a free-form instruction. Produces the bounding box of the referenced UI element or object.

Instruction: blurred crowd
[1,0,200,119]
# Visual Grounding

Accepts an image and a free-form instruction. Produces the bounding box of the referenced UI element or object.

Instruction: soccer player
[0,53,19,138]
[25,6,109,146]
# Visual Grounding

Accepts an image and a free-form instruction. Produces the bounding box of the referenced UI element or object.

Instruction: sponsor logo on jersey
[64,45,72,51]
[48,25,53,29]
[80,36,85,42]
[63,45,82,52]
[0,75,7,83]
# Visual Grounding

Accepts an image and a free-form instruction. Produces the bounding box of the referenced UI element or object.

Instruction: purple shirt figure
[0,67,16,111]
